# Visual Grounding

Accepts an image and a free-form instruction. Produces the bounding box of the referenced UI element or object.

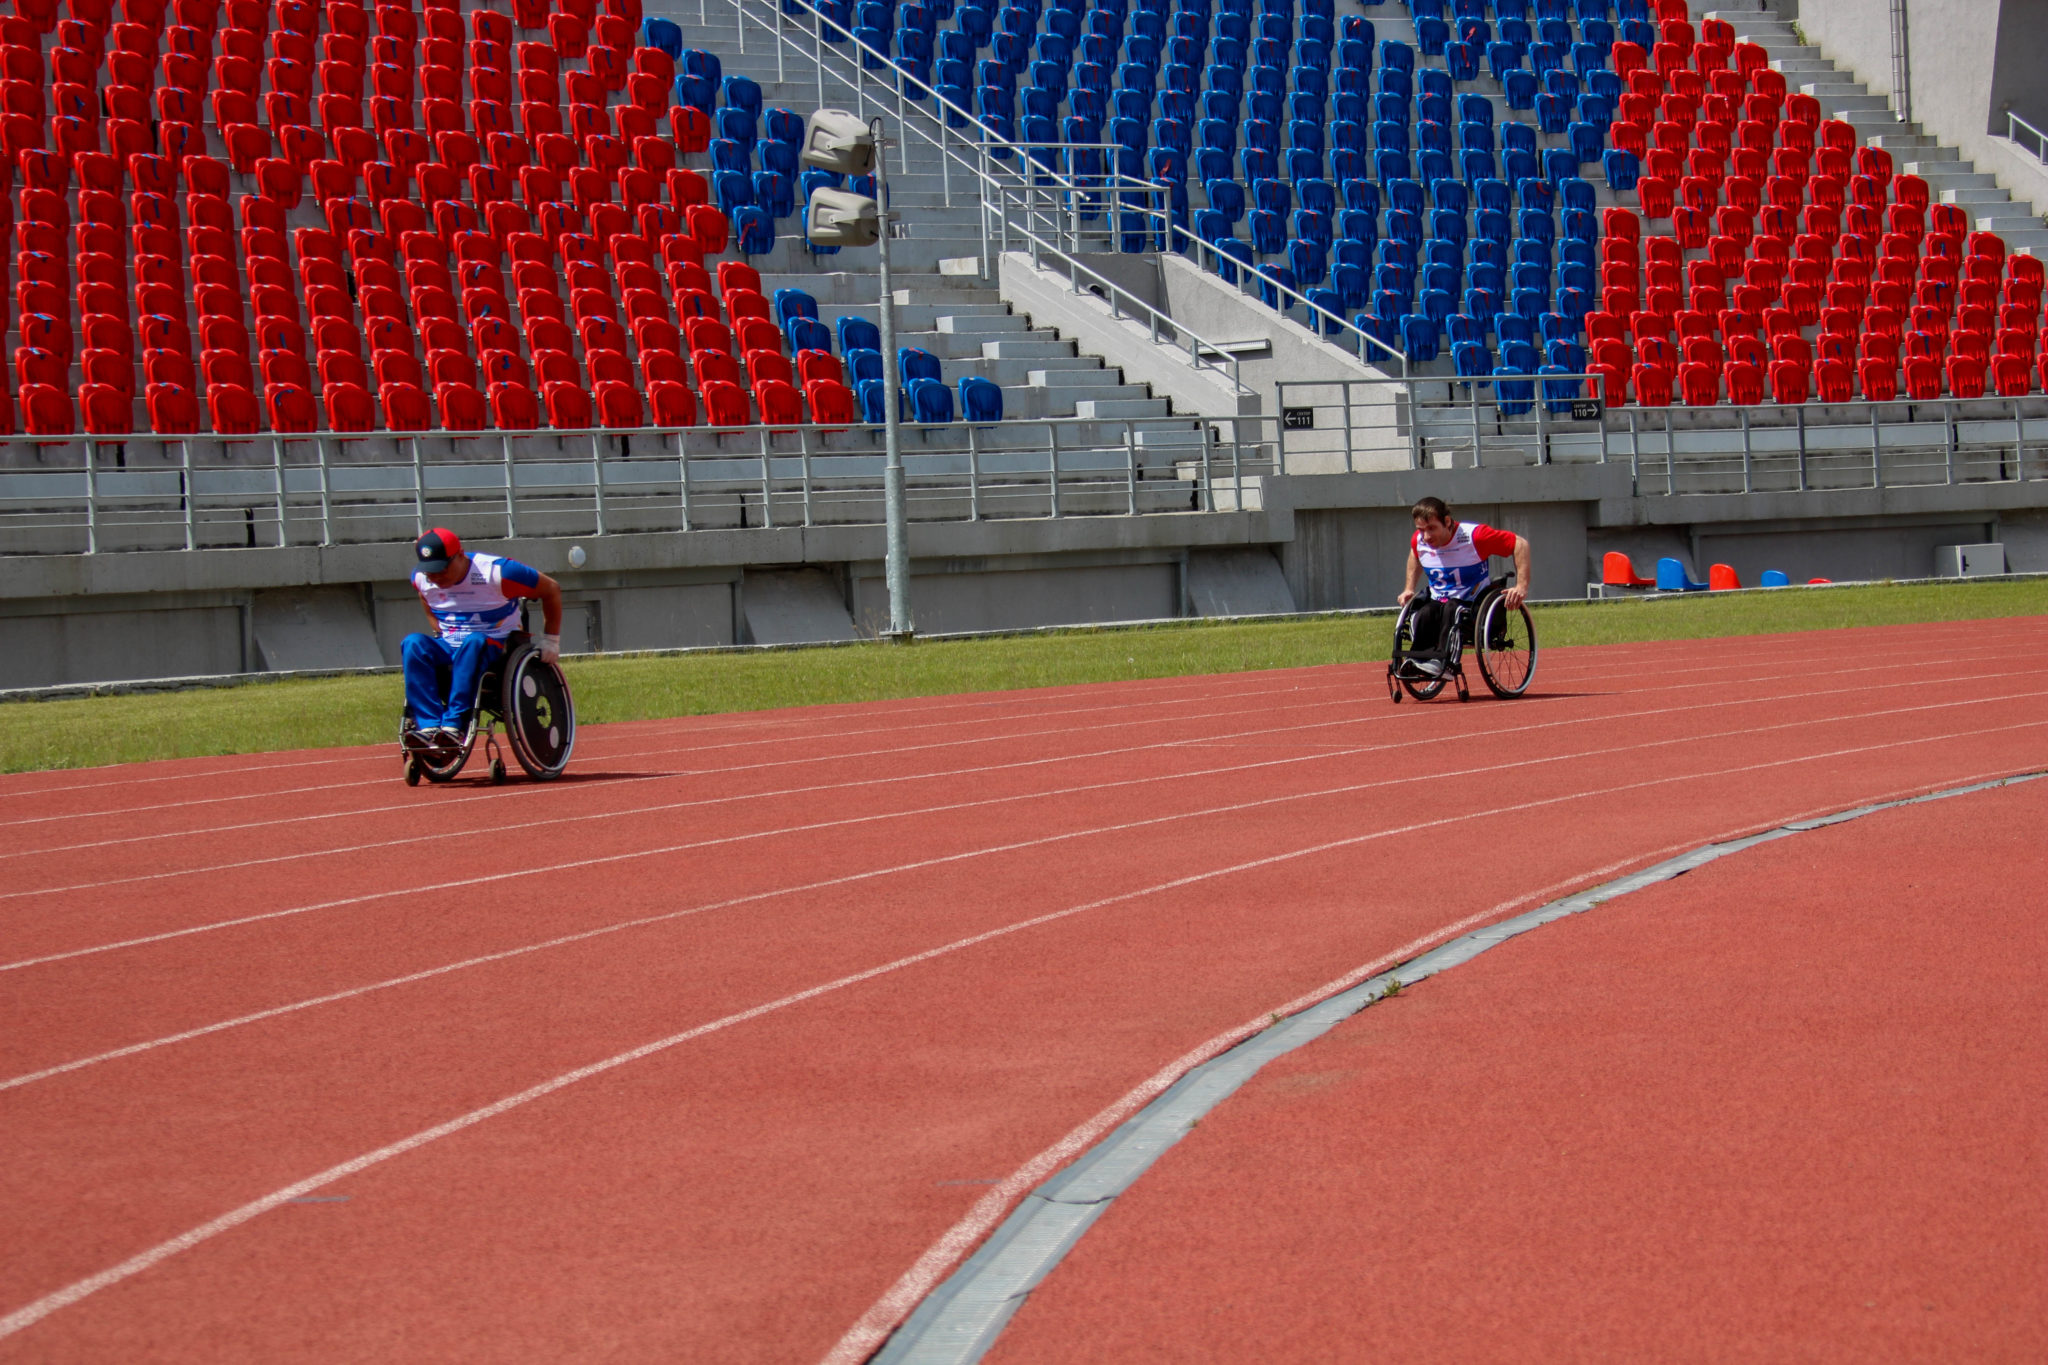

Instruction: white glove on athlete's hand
[538,633,560,663]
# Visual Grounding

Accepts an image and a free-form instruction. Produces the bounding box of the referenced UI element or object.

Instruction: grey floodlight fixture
[800,109,877,176]
[804,187,882,247]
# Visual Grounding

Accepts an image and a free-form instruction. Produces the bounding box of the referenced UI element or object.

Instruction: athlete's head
[413,528,470,587]
[1411,497,1456,548]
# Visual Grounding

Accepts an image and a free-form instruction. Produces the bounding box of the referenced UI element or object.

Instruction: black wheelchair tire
[1390,597,1448,701]
[1474,587,1538,699]
[502,644,575,780]
[401,716,471,783]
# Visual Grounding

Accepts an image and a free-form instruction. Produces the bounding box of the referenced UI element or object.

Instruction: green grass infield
[4,578,2043,774]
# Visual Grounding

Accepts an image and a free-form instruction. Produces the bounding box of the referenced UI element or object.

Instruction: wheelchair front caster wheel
[404,757,421,786]
[490,757,506,783]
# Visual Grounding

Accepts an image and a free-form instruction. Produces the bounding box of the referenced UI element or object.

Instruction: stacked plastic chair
[1587,2,2035,406]
[0,0,937,437]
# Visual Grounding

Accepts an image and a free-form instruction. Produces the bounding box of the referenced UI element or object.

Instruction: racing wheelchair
[400,623,576,785]
[1387,578,1538,703]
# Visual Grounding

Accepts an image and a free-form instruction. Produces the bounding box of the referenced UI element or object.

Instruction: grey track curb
[868,769,2048,1365]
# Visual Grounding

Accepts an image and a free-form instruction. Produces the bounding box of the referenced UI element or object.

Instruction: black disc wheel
[503,645,575,779]
[1391,597,1447,701]
[1475,590,1538,698]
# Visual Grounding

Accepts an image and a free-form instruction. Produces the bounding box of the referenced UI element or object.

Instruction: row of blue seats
[1207,235,1595,309]
[1411,0,1642,20]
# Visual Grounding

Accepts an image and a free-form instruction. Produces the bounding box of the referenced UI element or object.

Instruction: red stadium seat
[267,383,318,433]
[1993,352,2032,397]
[79,382,132,434]
[648,378,696,426]
[147,381,199,433]
[385,378,432,431]
[700,378,749,425]
[544,380,593,429]
[1816,358,1854,402]
[1708,564,1741,591]
[324,381,376,432]
[436,381,487,430]
[207,382,262,434]
[594,378,641,427]
[1903,355,1942,400]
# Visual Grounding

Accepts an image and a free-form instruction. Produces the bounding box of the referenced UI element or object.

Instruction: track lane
[980,779,2048,1365]
[7,725,2038,1361]
[3,697,2042,1352]
[11,617,2024,840]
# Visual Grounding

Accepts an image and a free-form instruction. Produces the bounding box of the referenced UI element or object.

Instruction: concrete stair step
[983,338,1080,358]
[1029,367,1125,386]
[936,313,1032,335]
[1073,397,1171,418]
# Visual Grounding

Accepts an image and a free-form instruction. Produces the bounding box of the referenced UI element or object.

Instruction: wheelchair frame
[1387,579,1539,704]
[401,622,576,785]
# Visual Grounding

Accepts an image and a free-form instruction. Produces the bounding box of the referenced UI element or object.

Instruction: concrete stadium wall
[9,468,2048,688]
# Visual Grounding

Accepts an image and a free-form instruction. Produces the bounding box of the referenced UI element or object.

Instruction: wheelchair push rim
[1474,590,1538,698]
[503,645,575,780]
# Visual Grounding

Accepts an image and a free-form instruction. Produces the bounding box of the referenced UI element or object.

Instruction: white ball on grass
[568,545,586,568]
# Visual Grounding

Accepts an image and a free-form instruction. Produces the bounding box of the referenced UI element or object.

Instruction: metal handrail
[0,412,1279,554]
[733,0,1260,395]
[2008,110,2048,167]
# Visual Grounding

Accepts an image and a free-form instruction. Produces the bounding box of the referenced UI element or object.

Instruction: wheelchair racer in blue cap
[403,528,563,754]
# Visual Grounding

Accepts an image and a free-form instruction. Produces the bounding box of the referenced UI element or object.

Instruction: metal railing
[1612,396,2048,494]
[733,0,1259,397]
[1277,372,1604,473]
[1272,372,2048,492]
[2008,111,2048,168]
[0,415,1275,556]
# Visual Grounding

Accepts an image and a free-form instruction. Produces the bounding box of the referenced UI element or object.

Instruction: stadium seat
[1601,551,1656,588]
[1708,563,1741,591]
[1655,557,1709,592]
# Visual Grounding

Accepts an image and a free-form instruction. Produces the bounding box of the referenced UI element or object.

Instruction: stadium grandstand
[0,0,2040,440]
[3,0,2048,681]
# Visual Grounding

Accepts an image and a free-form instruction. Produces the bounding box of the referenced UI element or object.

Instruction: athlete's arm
[500,566,565,662]
[417,593,439,633]
[1397,544,1423,606]
[1503,535,1533,609]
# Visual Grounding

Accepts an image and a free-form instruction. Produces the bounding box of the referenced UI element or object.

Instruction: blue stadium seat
[908,377,954,422]
[957,376,1003,423]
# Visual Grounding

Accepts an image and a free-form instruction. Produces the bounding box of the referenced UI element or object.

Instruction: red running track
[0,618,2044,1362]
[988,776,2048,1364]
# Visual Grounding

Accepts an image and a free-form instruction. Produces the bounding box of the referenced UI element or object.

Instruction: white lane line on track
[5,694,2042,1091]
[11,619,2003,821]
[5,660,2036,907]
[1,724,2036,1345]
[3,616,2034,807]
[818,760,2047,1365]
[0,674,1372,822]
[10,684,2038,974]
[1,676,1392,830]
[3,641,2010,860]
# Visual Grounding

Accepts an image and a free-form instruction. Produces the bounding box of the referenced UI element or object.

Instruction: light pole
[800,109,912,639]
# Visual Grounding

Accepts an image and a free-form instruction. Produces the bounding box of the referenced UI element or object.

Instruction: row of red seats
[1592,350,2040,407]
[11,368,862,434]
[1594,322,2043,378]
[10,0,639,38]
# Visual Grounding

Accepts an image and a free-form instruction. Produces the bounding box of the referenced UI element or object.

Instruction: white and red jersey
[412,552,540,644]
[1413,522,1517,601]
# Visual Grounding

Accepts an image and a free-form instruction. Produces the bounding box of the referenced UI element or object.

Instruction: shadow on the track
[409,769,675,789]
